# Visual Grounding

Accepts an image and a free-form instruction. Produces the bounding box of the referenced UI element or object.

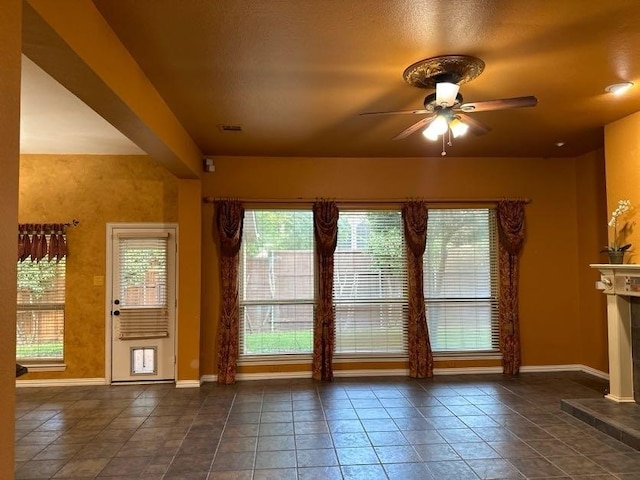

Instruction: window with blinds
[424,208,499,353]
[17,258,66,361]
[239,210,314,356]
[117,236,169,339]
[334,210,408,356]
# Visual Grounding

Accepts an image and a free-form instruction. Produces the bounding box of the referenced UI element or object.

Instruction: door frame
[105,222,179,384]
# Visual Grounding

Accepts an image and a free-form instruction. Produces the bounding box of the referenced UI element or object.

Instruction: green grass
[243,330,313,354]
[16,342,63,359]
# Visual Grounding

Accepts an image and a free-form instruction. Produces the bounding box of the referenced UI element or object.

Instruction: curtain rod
[18,219,80,227]
[202,197,531,205]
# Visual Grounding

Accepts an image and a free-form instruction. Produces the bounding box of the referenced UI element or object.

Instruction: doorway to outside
[106,224,177,383]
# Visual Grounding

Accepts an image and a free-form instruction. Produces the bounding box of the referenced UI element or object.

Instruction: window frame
[333,207,409,361]
[424,207,501,358]
[16,257,66,367]
[238,208,315,363]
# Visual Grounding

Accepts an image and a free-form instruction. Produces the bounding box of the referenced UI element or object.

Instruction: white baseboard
[334,369,410,378]
[433,366,503,375]
[580,364,609,380]
[520,363,609,380]
[175,379,201,388]
[200,364,610,383]
[16,378,107,388]
[15,364,609,388]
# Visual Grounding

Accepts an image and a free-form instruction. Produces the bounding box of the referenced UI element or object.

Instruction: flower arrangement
[602,199,632,253]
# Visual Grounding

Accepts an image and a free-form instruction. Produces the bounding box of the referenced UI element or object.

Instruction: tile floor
[13,372,640,479]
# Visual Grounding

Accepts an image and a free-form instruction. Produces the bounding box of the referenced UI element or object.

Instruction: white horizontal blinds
[16,258,66,360]
[424,209,499,353]
[239,210,314,355]
[334,210,408,355]
[117,235,169,340]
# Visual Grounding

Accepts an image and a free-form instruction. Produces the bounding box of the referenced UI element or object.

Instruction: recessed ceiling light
[605,82,634,95]
[555,142,565,147]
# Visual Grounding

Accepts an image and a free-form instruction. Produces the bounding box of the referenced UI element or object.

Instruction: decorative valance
[17,222,77,263]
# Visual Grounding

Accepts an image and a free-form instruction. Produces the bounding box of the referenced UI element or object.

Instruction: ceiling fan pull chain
[441,133,447,156]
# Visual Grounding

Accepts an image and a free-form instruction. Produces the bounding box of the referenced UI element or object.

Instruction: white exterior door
[109,226,176,383]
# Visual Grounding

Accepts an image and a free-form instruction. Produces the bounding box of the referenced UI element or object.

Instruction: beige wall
[201,155,609,375]
[19,155,179,379]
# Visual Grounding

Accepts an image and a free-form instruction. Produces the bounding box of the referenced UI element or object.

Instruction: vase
[608,251,625,264]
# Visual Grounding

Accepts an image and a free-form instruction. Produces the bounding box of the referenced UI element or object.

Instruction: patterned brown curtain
[18,223,68,263]
[402,202,433,378]
[215,200,245,385]
[312,201,339,381]
[497,200,526,375]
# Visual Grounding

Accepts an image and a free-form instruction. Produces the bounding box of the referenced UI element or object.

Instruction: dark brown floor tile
[425,460,480,479]
[414,443,460,462]
[335,446,379,465]
[487,439,540,458]
[217,436,257,453]
[254,449,297,469]
[296,448,339,467]
[298,465,343,480]
[331,432,371,448]
[525,439,577,456]
[367,430,407,446]
[450,441,500,460]
[210,451,255,472]
[328,420,365,433]
[341,464,387,480]
[257,422,293,436]
[589,452,640,473]
[466,458,524,479]
[256,434,295,451]
[438,427,483,443]
[374,445,421,463]
[15,459,65,479]
[383,462,434,479]
[252,468,296,480]
[294,420,329,434]
[98,456,152,476]
[509,456,566,477]
[295,433,333,449]
[547,455,608,476]
[52,457,111,478]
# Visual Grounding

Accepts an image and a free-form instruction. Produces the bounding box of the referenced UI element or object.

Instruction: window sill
[17,363,67,372]
[238,354,312,366]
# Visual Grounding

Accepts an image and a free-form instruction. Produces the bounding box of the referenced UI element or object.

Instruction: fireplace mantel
[591,264,640,403]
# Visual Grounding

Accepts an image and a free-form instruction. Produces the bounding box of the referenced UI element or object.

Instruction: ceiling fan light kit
[361,54,537,156]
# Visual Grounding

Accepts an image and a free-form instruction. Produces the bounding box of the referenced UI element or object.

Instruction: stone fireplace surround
[591,264,640,403]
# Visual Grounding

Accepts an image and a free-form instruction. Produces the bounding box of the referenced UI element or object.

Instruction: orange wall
[19,155,178,379]
[605,111,640,259]
[1,0,21,475]
[576,150,608,372]
[200,155,608,375]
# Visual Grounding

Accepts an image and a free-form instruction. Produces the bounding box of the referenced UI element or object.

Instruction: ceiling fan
[361,55,538,155]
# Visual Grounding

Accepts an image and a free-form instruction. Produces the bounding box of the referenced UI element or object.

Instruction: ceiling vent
[218,124,243,133]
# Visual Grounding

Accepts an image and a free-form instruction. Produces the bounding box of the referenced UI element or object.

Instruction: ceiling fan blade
[392,115,436,140]
[458,95,538,113]
[360,109,431,116]
[457,113,491,135]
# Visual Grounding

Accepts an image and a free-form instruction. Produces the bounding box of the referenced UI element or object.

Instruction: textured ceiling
[23,0,640,158]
